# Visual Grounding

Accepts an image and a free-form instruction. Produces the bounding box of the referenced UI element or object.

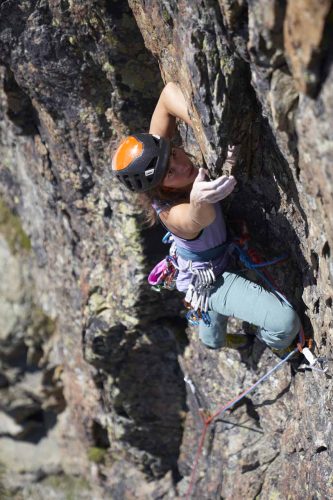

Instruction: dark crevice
[242,460,260,473]
[243,397,261,425]
[311,251,319,273]
[3,67,39,135]
[230,396,262,427]
[314,299,320,315]
[5,409,58,444]
[103,202,113,220]
[315,445,327,454]
[322,241,330,259]
[92,419,110,449]
[315,4,333,97]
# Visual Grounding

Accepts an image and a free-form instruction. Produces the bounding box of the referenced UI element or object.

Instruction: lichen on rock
[0,0,332,499]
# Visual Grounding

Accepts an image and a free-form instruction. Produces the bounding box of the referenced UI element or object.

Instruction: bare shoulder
[159,204,201,240]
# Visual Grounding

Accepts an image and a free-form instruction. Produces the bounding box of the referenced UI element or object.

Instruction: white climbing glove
[190,167,237,205]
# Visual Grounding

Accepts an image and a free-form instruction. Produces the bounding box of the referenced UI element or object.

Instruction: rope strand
[185,348,297,499]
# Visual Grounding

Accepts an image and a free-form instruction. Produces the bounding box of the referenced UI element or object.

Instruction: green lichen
[88,292,107,315]
[103,32,117,46]
[120,61,155,93]
[161,6,172,24]
[0,198,31,253]
[31,306,57,338]
[268,490,283,500]
[220,55,234,76]
[102,61,115,75]
[51,18,60,27]
[0,462,13,500]
[87,447,107,464]
[89,16,100,29]
[95,98,108,115]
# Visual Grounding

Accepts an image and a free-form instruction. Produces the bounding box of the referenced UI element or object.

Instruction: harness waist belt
[176,241,231,262]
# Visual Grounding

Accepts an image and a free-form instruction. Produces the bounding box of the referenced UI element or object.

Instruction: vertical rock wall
[0,0,332,498]
[129,1,333,498]
[0,0,184,497]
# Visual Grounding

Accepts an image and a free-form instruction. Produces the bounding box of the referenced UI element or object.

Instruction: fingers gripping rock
[190,168,237,204]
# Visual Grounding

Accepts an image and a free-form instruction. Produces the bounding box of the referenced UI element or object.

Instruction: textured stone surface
[284,0,332,95]
[0,1,332,499]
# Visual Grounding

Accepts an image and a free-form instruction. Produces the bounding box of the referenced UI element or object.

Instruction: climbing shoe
[271,345,300,360]
[225,333,254,350]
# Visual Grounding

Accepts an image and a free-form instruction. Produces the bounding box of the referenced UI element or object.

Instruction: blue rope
[207,347,298,424]
[246,254,288,268]
[234,245,292,307]
[162,231,172,244]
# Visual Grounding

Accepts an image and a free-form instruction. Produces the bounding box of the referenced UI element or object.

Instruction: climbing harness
[148,231,231,326]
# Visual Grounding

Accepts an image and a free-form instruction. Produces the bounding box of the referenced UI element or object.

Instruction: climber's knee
[260,307,301,350]
[279,307,301,339]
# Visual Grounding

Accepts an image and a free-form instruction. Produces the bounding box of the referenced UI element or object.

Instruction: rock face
[0,1,332,499]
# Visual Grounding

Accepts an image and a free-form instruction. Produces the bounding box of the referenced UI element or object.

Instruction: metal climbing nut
[302,347,329,373]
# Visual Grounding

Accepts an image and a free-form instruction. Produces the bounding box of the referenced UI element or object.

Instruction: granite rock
[0,1,332,498]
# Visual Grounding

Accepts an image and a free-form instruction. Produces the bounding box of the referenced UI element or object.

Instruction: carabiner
[186,309,200,325]
[201,311,211,326]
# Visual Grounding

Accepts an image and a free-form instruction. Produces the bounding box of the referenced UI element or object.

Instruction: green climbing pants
[198,271,301,349]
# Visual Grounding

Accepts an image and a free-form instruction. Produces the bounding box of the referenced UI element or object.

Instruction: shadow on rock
[83,316,187,480]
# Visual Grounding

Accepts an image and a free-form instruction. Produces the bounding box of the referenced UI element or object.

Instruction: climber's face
[161,148,198,189]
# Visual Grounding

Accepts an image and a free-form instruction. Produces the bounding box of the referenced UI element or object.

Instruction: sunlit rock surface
[0,1,332,498]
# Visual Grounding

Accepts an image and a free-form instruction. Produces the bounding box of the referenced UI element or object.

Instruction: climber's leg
[208,271,301,350]
[198,311,228,348]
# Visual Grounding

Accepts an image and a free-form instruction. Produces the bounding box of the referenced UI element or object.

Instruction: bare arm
[160,169,236,239]
[150,84,236,238]
[149,82,192,138]
[160,202,215,240]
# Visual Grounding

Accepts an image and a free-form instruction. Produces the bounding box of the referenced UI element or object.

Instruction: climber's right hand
[190,168,237,205]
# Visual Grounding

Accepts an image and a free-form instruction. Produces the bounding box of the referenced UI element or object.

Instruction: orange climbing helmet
[112,133,171,192]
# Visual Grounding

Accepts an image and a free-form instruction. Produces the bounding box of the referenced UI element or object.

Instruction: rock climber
[111,82,301,352]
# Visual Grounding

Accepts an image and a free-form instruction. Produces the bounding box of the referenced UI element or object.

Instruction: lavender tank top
[153,200,228,292]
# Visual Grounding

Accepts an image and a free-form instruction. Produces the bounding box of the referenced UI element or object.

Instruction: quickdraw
[183,263,216,326]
